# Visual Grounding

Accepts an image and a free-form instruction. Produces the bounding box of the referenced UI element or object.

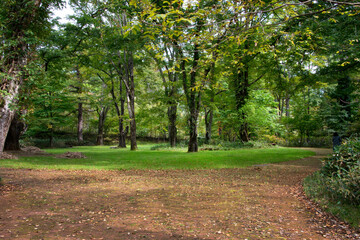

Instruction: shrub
[284,136,332,148]
[261,135,286,145]
[320,136,360,204]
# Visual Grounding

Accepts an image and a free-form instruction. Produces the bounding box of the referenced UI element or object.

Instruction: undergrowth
[304,136,360,228]
[150,140,275,151]
[304,172,360,228]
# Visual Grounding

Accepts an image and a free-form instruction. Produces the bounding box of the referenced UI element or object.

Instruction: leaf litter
[0,148,359,239]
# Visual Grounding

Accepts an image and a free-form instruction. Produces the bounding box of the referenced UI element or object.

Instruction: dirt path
[0,148,356,239]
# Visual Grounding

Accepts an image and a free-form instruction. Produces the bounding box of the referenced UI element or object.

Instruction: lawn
[0,145,315,170]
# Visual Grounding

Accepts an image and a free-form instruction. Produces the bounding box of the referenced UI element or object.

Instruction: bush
[304,136,360,228]
[320,136,360,204]
[261,135,286,145]
[284,136,332,148]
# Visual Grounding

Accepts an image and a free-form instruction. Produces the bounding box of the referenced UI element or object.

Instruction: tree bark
[4,112,26,151]
[205,108,213,143]
[96,106,109,145]
[155,55,178,147]
[0,0,43,152]
[124,51,137,151]
[235,65,250,142]
[77,102,84,143]
[0,105,16,153]
[0,48,26,152]
[108,76,127,148]
[75,67,84,143]
[188,110,199,152]
[167,105,177,147]
[285,96,290,117]
[186,44,201,153]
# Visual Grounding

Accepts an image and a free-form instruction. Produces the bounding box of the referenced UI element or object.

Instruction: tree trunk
[239,119,250,142]
[118,81,127,148]
[188,110,199,152]
[204,56,217,144]
[205,108,213,143]
[77,102,84,143]
[181,41,201,153]
[0,107,16,153]
[4,113,26,151]
[154,46,179,148]
[96,106,109,145]
[234,56,250,142]
[96,122,104,146]
[106,72,127,148]
[285,96,290,117]
[124,51,137,151]
[112,94,127,148]
[0,53,25,152]
[0,0,43,152]
[127,91,137,150]
[168,105,177,147]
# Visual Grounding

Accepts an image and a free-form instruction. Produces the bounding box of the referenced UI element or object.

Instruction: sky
[51,0,75,24]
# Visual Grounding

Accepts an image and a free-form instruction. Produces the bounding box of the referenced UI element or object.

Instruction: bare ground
[0,148,359,239]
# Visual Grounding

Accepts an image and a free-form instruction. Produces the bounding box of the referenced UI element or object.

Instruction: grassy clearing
[304,172,360,228]
[0,145,315,170]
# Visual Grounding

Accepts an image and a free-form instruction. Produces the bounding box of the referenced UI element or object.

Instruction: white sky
[51,0,75,24]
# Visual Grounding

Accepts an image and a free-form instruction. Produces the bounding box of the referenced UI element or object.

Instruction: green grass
[0,145,315,170]
[304,172,360,228]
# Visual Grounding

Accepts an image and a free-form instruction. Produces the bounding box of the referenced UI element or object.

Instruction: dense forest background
[1,0,359,152]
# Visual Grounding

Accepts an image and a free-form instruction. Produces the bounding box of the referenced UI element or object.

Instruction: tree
[91,1,141,150]
[297,0,360,135]
[0,0,63,152]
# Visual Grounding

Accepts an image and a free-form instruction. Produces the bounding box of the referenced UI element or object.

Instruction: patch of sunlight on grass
[0,145,315,170]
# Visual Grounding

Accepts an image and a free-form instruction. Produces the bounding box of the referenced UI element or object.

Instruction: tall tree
[0,0,62,152]
[93,1,140,150]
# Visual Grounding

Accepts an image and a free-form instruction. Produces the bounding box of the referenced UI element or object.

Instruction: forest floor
[0,148,359,239]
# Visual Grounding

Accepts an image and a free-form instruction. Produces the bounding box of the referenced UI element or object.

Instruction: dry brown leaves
[291,184,360,239]
[56,152,87,159]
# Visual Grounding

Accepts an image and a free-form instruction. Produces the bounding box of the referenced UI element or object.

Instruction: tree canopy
[1,0,359,152]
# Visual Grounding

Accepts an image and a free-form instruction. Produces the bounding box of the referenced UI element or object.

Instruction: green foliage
[217,89,280,141]
[24,73,76,141]
[283,87,325,145]
[319,77,357,136]
[260,135,286,145]
[243,90,280,138]
[320,136,360,204]
[151,139,279,151]
[304,136,360,227]
[2,0,359,153]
